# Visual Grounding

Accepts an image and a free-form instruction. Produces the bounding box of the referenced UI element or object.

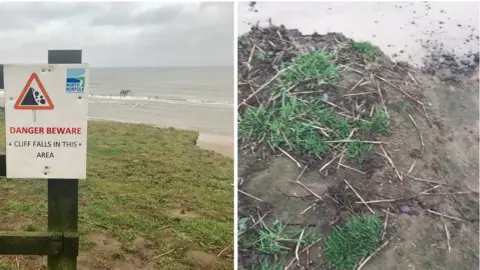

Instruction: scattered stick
[291,181,323,200]
[295,229,306,265]
[327,139,386,144]
[380,145,403,181]
[291,165,324,201]
[238,189,264,202]
[285,238,323,269]
[338,163,366,174]
[277,146,302,168]
[407,72,418,85]
[343,91,375,97]
[375,75,423,106]
[407,159,417,174]
[403,174,451,186]
[295,165,308,181]
[444,222,451,253]
[152,249,175,259]
[346,76,366,93]
[344,179,375,214]
[324,101,350,113]
[337,153,344,169]
[247,45,256,69]
[300,199,320,214]
[408,114,424,156]
[374,78,389,118]
[238,65,295,108]
[423,191,474,195]
[319,151,344,173]
[355,184,441,204]
[356,238,392,270]
[217,244,232,257]
[381,212,389,241]
[426,209,468,222]
[421,104,433,127]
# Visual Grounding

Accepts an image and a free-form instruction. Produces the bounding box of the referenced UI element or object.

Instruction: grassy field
[0,112,233,269]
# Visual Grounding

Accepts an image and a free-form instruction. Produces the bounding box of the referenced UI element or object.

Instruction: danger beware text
[10,127,82,135]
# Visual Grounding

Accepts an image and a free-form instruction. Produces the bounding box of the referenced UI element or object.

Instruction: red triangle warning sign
[14,73,54,110]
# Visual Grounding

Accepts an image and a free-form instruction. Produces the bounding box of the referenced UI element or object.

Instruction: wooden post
[47,50,81,269]
[0,64,4,89]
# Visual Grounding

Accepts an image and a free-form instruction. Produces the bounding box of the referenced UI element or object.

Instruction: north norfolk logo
[66,68,85,93]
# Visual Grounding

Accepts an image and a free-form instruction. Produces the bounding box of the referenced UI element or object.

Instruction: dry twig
[238,65,295,108]
[356,238,392,270]
[403,174,451,186]
[426,209,468,222]
[238,189,264,202]
[344,179,375,214]
[444,222,451,253]
[408,114,424,156]
[277,146,302,167]
[152,249,176,260]
[380,145,403,181]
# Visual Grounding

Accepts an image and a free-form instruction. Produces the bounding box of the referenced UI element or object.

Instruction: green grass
[239,94,387,164]
[281,51,338,89]
[0,112,233,269]
[239,217,316,268]
[325,215,382,270]
[239,51,390,166]
[346,141,373,166]
[350,41,375,59]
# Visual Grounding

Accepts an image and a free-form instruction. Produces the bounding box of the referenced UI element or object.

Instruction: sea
[0,67,234,157]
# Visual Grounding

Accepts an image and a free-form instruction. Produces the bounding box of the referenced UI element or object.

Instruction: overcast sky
[0,2,233,67]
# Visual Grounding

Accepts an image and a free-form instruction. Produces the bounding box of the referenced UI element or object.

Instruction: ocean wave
[88,94,233,107]
[0,91,232,107]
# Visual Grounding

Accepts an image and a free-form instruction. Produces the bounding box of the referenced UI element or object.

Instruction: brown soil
[238,25,479,269]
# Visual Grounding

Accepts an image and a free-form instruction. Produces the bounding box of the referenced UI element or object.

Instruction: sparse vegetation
[239,217,316,269]
[325,215,382,270]
[350,41,375,58]
[0,112,233,269]
[239,44,390,166]
[238,25,397,270]
[238,24,479,270]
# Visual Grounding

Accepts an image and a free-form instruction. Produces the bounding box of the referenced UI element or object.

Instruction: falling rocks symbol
[20,87,47,106]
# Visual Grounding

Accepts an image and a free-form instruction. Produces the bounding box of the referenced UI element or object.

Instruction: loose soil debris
[237,24,479,270]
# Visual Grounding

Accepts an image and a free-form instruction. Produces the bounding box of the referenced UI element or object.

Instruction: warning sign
[4,64,89,179]
[14,73,54,110]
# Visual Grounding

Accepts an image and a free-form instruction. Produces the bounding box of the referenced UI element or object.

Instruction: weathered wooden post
[47,50,83,269]
[0,50,88,270]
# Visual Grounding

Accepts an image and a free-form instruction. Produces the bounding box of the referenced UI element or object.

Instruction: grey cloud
[90,3,185,26]
[0,2,234,67]
[0,2,101,30]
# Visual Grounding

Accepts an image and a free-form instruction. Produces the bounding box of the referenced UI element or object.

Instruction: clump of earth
[420,39,478,81]
[238,24,479,270]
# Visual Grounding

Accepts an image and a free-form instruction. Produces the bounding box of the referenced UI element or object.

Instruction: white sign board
[4,64,89,179]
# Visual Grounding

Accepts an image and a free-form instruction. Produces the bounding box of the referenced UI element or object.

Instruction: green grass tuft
[346,140,373,166]
[356,111,390,136]
[350,41,375,59]
[281,51,338,88]
[239,217,317,268]
[325,215,382,270]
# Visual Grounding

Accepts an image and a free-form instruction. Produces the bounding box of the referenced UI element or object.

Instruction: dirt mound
[237,24,479,270]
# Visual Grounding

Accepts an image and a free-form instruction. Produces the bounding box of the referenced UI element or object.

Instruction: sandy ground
[238,1,478,66]
[87,117,233,158]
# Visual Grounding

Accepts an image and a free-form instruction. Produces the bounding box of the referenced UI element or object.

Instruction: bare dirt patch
[184,250,228,268]
[237,24,478,269]
[170,208,203,219]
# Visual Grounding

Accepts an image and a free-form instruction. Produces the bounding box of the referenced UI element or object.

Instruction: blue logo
[66,68,85,93]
